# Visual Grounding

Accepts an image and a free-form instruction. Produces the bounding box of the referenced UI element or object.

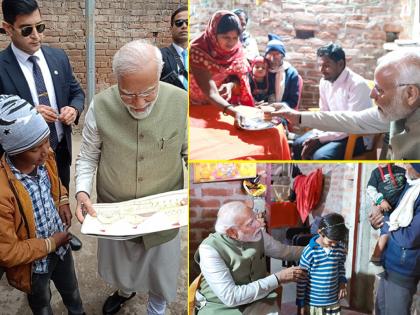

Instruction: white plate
[238,118,276,130]
[81,189,187,240]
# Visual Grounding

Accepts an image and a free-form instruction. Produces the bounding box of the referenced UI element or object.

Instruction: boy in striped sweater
[296,213,348,315]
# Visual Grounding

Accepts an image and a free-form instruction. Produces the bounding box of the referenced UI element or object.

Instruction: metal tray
[237,117,276,130]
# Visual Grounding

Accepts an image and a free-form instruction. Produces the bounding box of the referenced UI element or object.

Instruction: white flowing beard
[125,101,155,119]
[237,229,262,242]
[378,89,413,121]
[124,86,159,120]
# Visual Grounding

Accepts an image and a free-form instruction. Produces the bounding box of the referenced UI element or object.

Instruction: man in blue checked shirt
[0,95,85,315]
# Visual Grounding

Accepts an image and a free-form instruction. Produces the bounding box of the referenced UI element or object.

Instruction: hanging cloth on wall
[293,168,323,222]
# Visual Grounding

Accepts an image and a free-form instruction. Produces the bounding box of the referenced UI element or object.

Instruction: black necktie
[28,55,59,149]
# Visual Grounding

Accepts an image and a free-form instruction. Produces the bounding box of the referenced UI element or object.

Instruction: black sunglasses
[17,23,46,37]
[174,19,188,28]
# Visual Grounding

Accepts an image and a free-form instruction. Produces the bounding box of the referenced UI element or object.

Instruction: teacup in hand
[260,105,275,121]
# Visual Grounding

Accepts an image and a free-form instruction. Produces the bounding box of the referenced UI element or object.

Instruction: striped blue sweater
[296,235,347,307]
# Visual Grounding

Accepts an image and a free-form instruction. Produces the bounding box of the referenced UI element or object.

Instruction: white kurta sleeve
[263,231,304,261]
[199,244,279,307]
[75,101,102,196]
[301,106,390,134]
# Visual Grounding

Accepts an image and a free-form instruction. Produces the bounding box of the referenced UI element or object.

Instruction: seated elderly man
[195,201,306,315]
[268,49,420,160]
[293,43,372,160]
[265,34,300,109]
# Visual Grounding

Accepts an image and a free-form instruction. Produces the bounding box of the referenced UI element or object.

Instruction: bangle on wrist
[45,238,50,253]
[223,105,233,116]
[49,237,56,252]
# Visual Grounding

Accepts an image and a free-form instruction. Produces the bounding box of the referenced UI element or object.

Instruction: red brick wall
[190,0,415,110]
[298,163,357,219]
[0,0,186,94]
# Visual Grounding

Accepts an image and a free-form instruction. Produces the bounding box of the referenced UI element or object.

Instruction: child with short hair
[367,164,406,264]
[296,213,348,315]
[249,56,269,103]
[0,95,85,314]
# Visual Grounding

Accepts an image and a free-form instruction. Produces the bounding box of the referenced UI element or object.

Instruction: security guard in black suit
[160,6,188,91]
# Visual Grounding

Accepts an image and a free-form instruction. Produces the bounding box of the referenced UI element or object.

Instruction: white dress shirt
[197,230,303,308]
[12,43,64,141]
[311,67,372,144]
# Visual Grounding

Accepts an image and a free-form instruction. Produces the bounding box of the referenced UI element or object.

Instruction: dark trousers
[27,250,84,315]
[292,130,366,160]
[54,137,71,191]
[375,275,417,315]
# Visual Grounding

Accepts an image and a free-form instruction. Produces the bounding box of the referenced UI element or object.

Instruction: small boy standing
[366,164,406,263]
[296,213,348,315]
[0,95,84,314]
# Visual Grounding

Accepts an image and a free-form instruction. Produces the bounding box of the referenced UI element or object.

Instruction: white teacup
[260,105,275,121]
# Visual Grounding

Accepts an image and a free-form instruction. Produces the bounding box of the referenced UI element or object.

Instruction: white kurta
[97,233,180,301]
[75,95,186,302]
[197,231,303,313]
[300,104,420,159]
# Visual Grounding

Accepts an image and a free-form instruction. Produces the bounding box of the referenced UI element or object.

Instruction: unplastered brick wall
[0,1,86,86]
[190,0,415,109]
[0,0,186,95]
[297,163,357,220]
[189,163,268,279]
[93,0,186,90]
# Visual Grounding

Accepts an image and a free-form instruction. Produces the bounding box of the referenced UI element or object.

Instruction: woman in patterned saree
[190,10,255,117]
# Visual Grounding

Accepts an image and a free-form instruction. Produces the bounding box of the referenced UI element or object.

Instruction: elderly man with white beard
[194,201,306,315]
[74,40,187,315]
[266,49,420,160]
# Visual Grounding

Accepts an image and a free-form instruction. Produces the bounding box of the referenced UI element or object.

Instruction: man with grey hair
[267,49,420,159]
[195,201,307,314]
[74,40,187,315]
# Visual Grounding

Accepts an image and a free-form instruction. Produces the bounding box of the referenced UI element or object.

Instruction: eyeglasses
[174,19,188,28]
[13,23,46,37]
[119,85,158,102]
[372,83,416,97]
[236,213,259,229]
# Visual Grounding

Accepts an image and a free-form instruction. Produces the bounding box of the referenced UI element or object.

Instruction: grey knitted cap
[0,94,50,155]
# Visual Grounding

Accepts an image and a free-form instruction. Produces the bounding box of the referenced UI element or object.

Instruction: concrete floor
[0,133,187,315]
